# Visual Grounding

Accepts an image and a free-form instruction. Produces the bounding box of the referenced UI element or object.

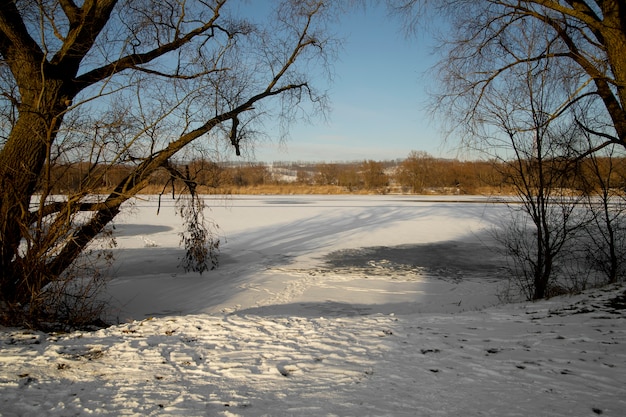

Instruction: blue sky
[251,4,453,163]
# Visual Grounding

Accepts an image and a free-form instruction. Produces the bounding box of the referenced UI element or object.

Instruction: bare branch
[73,3,228,91]
[50,0,119,70]
[58,0,81,24]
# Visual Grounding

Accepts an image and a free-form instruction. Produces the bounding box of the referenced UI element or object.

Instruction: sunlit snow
[1,195,624,416]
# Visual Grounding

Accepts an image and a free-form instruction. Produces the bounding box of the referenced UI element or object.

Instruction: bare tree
[395,150,437,193]
[467,22,587,300]
[391,1,626,154]
[360,159,388,191]
[391,1,626,297]
[0,0,340,325]
[578,141,626,285]
[494,131,586,300]
[315,163,340,186]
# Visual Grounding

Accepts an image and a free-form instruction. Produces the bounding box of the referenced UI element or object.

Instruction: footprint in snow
[277,363,299,377]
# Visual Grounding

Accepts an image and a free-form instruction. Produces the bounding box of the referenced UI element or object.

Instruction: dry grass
[134,183,520,196]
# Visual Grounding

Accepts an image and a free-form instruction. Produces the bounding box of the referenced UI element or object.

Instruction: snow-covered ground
[1,195,625,416]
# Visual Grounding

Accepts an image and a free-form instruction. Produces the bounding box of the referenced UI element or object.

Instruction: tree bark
[600,2,626,144]
[0,96,68,304]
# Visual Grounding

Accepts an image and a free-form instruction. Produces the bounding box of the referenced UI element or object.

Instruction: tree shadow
[323,236,507,279]
[232,300,422,318]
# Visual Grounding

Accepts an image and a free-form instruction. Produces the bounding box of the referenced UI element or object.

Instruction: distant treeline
[44,152,626,195]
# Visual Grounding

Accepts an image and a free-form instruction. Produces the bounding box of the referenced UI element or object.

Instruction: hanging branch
[230,115,240,156]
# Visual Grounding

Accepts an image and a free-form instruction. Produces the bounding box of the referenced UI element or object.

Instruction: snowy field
[1,195,625,416]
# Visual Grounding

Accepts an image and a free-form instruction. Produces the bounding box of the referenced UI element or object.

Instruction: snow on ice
[1,195,625,416]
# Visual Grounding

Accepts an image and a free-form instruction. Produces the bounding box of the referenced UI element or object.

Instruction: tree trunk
[533,258,551,301]
[0,117,47,302]
[603,1,626,108]
[600,37,626,144]
[0,85,68,305]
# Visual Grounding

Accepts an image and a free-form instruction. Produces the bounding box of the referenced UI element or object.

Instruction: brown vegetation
[42,154,626,197]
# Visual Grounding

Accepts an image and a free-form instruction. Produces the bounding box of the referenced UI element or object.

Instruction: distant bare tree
[315,163,340,186]
[336,163,360,191]
[395,151,436,193]
[360,160,388,191]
